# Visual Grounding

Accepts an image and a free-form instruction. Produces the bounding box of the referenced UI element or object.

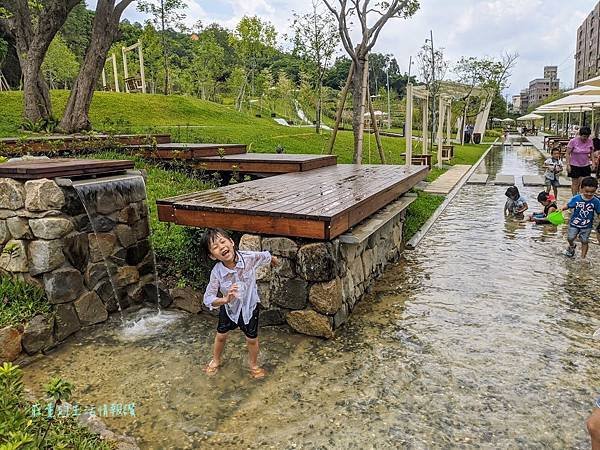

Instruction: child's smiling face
[581,186,596,200]
[208,233,236,264]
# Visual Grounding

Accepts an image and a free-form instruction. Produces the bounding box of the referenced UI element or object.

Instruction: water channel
[23,143,600,448]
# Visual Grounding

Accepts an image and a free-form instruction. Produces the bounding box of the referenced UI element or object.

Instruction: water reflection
[22,146,600,449]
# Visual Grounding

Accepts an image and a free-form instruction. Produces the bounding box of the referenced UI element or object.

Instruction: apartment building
[575,1,600,86]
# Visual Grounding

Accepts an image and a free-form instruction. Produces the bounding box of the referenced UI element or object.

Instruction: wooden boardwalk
[423,165,471,194]
[136,143,247,159]
[0,158,134,179]
[158,164,428,239]
[191,153,337,174]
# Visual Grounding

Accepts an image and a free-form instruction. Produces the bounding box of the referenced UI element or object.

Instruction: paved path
[466,173,489,185]
[424,164,471,194]
[525,135,549,158]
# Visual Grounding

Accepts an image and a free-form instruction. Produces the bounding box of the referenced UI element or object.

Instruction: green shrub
[0,276,49,328]
[0,362,113,450]
[403,191,445,241]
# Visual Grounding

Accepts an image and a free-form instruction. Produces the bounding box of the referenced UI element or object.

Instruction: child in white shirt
[201,228,278,379]
[544,147,563,199]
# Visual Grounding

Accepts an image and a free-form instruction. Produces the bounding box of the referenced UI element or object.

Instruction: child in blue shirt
[562,176,600,258]
[504,186,528,217]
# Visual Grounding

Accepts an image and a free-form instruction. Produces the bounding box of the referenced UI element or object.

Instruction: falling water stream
[22,143,600,448]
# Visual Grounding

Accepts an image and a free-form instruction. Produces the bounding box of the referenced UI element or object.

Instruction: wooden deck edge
[338,193,417,245]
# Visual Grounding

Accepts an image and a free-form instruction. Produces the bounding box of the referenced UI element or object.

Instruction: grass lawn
[403,191,445,241]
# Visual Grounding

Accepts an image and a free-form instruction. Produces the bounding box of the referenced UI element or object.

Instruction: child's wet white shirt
[203,251,272,325]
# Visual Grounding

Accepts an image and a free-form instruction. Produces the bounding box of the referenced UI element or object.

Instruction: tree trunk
[59,0,133,133]
[327,61,354,155]
[21,56,53,122]
[351,56,368,164]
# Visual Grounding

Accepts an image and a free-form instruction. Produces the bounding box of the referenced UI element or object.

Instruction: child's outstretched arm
[203,270,237,310]
[516,202,528,214]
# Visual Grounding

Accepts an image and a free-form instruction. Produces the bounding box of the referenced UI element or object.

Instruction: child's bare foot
[249,366,266,379]
[204,359,220,375]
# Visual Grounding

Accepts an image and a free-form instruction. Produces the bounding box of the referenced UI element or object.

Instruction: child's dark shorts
[217,305,259,339]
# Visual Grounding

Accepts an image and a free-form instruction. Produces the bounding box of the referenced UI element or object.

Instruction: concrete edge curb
[405,138,499,250]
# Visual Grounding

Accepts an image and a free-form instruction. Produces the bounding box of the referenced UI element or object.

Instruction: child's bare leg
[553,185,558,199]
[211,332,228,367]
[588,408,600,450]
[582,242,589,258]
[545,185,551,194]
[246,336,260,369]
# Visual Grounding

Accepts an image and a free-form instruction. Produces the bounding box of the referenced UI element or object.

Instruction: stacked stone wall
[0,173,156,362]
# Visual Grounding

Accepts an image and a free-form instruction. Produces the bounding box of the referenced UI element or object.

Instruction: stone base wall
[0,171,157,362]
[239,208,407,338]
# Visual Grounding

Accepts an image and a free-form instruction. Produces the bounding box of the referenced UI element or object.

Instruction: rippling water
[22,143,600,449]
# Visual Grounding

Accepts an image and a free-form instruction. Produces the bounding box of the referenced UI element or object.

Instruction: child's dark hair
[200,228,234,260]
[505,186,520,199]
[550,147,560,155]
[537,191,550,202]
[581,176,598,189]
[580,126,592,136]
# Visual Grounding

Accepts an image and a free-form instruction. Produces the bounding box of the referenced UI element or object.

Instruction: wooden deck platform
[0,158,134,179]
[136,143,247,159]
[191,153,337,174]
[157,164,428,239]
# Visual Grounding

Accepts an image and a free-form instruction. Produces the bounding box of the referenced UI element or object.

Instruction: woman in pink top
[566,126,595,195]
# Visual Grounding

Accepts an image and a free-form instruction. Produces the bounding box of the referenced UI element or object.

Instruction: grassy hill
[0,91,489,165]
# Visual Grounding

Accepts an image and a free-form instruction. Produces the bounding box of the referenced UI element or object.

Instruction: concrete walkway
[423,164,471,195]
[525,135,549,158]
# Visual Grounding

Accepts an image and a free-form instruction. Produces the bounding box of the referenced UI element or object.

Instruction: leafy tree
[323,0,420,162]
[276,72,295,119]
[290,1,338,133]
[1,0,81,122]
[59,0,135,133]
[255,67,274,112]
[417,42,448,140]
[323,56,352,89]
[187,34,225,100]
[137,0,186,94]
[60,1,94,62]
[230,15,277,111]
[42,35,80,88]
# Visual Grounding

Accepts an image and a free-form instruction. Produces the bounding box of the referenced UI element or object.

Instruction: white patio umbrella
[565,85,600,95]
[580,74,600,87]
[516,113,544,121]
[537,94,600,132]
[502,118,514,122]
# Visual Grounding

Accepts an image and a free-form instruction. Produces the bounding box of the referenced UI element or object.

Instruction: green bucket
[547,210,565,225]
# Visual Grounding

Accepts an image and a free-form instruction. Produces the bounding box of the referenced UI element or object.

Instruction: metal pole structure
[405,83,413,166]
[112,53,119,92]
[422,91,429,154]
[429,30,436,150]
[138,41,146,94]
[437,95,444,169]
[386,67,391,129]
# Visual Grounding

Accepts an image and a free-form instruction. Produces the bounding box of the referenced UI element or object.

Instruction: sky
[90,0,596,99]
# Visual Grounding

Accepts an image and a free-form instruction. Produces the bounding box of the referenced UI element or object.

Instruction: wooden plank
[173,208,328,239]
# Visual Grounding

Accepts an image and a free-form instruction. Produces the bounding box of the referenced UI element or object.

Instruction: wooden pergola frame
[404,83,429,167]
[101,53,120,92]
[436,94,452,169]
[122,41,146,94]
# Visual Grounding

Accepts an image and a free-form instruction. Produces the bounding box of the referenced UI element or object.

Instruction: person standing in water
[566,126,595,196]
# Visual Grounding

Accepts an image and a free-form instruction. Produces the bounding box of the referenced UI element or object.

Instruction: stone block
[239,234,261,251]
[115,266,139,288]
[44,268,84,304]
[22,315,53,355]
[349,255,365,285]
[0,178,25,210]
[126,283,146,305]
[143,282,172,307]
[271,277,308,310]
[362,248,375,279]
[286,310,333,338]
[0,240,28,273]
[116,204,141,225]
[296,242,336,282]
[0,220,9,245]
[74,292,108,326]
[137,253,155,276]
[170,287,202,314]
[29,217,73,239]
[0,326,22,362]
[72,214,92,232]
[63,232,89,270]
[333,303,349,329]
[7,216,32,239]
[260,307,286,326]
[96,189,126,215]
[88,233,117,263]
[91,216,116,233]
[126,239,150,266]
[262,237,298,258]
[133,219,150,240]
[256,281,271,308]
[115,224,136,248]
[60,188,85,216]
[84,262,109,289]
[309,278,343,315]
[273,257,295,278]
[25,179,65,211]
[54,304,81,341]
[30,239,65,276]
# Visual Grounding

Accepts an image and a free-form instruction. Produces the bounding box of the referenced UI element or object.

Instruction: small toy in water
[547,210,565,225]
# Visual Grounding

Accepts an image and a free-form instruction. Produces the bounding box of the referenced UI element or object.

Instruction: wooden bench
[125,77,144,93]
[441,144,454,161]
[401,153,432,169]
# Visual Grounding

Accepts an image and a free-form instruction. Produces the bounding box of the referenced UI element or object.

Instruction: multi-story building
[519,89,529,113]
[511,95,522,113]
[575,2,600,86]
